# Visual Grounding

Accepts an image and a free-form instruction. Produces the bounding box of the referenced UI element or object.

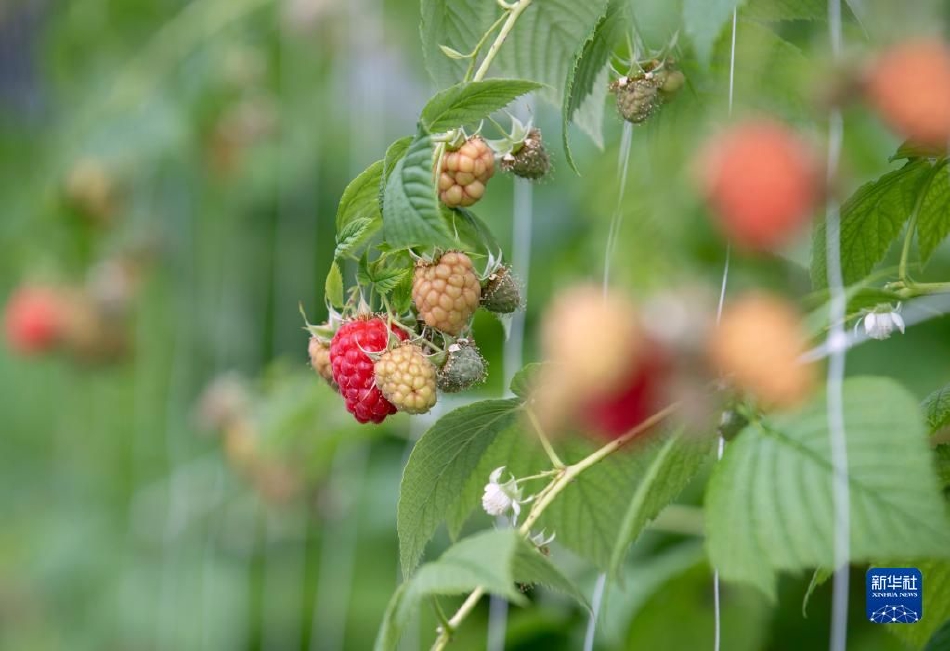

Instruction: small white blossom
[860,304,905,341]
[482,466,523,518]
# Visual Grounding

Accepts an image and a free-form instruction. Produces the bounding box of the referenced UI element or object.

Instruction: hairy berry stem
[428,401,680,651]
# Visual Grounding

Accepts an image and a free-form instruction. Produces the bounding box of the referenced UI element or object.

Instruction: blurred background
[1,0,950,649]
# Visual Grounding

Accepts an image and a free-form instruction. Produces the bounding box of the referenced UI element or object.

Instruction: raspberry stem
[428,401,681,651]
[471,0,533,83]
[525,407,565,469]
[898,159,947,284]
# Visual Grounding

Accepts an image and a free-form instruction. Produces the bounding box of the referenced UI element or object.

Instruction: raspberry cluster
[329,317,407,423]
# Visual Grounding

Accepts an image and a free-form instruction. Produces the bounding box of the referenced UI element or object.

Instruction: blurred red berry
[865,38,950,150]
[329,316,407,424]
[3,286,63,355]
[581,352,668,441]
[698,120,821,252]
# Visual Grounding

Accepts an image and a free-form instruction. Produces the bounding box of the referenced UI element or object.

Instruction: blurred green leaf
[398,398,523,577]
[382,134,456,250]
[812,159,933,289]
[420,79,542,133]
[707,377,950,600]
[420,0,497,88]
[607,431,713,575]
[561,0,625,172]
[923,384,950,435]
[923,619,950,651]
[884,560,950,649]
[377,529,585,650]
[510,363,543,399]
[684,0,745,66]
[914,160,950,265]
[741,0,825,21]
[801,567,832,617]
[336,159,383,231]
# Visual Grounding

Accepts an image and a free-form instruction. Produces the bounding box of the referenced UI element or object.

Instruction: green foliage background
[2,0,950,649]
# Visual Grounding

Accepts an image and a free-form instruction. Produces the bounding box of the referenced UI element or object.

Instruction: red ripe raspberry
[438,136,495,208]
[329,317,407,423]
[697,121,821,252]
[3,286,63,355]
[865,39,950,150]
[581,352,668,440]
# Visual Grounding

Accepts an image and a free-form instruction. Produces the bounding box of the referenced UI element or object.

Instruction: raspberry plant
[295,2,950,650]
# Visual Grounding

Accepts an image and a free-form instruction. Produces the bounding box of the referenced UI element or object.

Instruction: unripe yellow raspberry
[374,343,438,414]
[308,336,337,390]
[708,293,816,409]
[412,251,481,336]
[438,136,495,208]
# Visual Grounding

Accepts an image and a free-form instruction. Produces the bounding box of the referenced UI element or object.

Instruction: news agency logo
[866,568,922,624]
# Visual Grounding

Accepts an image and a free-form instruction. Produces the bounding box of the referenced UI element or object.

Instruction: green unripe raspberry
[437,340,487,393]
[480,266,522,314]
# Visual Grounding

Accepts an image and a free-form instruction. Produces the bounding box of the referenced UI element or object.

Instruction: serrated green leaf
[607,431,713,575]
[913,160,950,264]
[376,529,586,651]
[562,0,625,172]
[336,160,383,231]
[495,0,608,106]
[801,567,832,617]
[334,217,378,260]
[382,134,456,250]
[522,431,708,572]
[512,537,589,609]
[812,159,932,289]
[510,363,543,399]
[741,0,824,21]
[383,136,413,184]
[923,384,950,436]
[420,0,496,89]
[422,0,607,107]
[685,0,745,66]
[397,398,522,577]
[884,560,950,650]
[707,377,950,600]
[324,262,344,308]
[420,79,542,134]
[371,266,411,294]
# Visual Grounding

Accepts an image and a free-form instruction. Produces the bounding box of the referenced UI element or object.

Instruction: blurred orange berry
[708,293,816,410]
[697,121,821,252]
[866,39,950,150]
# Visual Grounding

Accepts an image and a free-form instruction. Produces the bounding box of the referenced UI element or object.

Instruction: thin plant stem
[472,0,533,82]
[525,407,565,469]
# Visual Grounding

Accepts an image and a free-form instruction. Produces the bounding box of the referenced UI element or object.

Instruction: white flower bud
[481,466,522,517]
[862,306,906,341]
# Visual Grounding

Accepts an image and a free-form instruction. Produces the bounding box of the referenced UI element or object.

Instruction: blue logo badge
[867,568,922,624]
